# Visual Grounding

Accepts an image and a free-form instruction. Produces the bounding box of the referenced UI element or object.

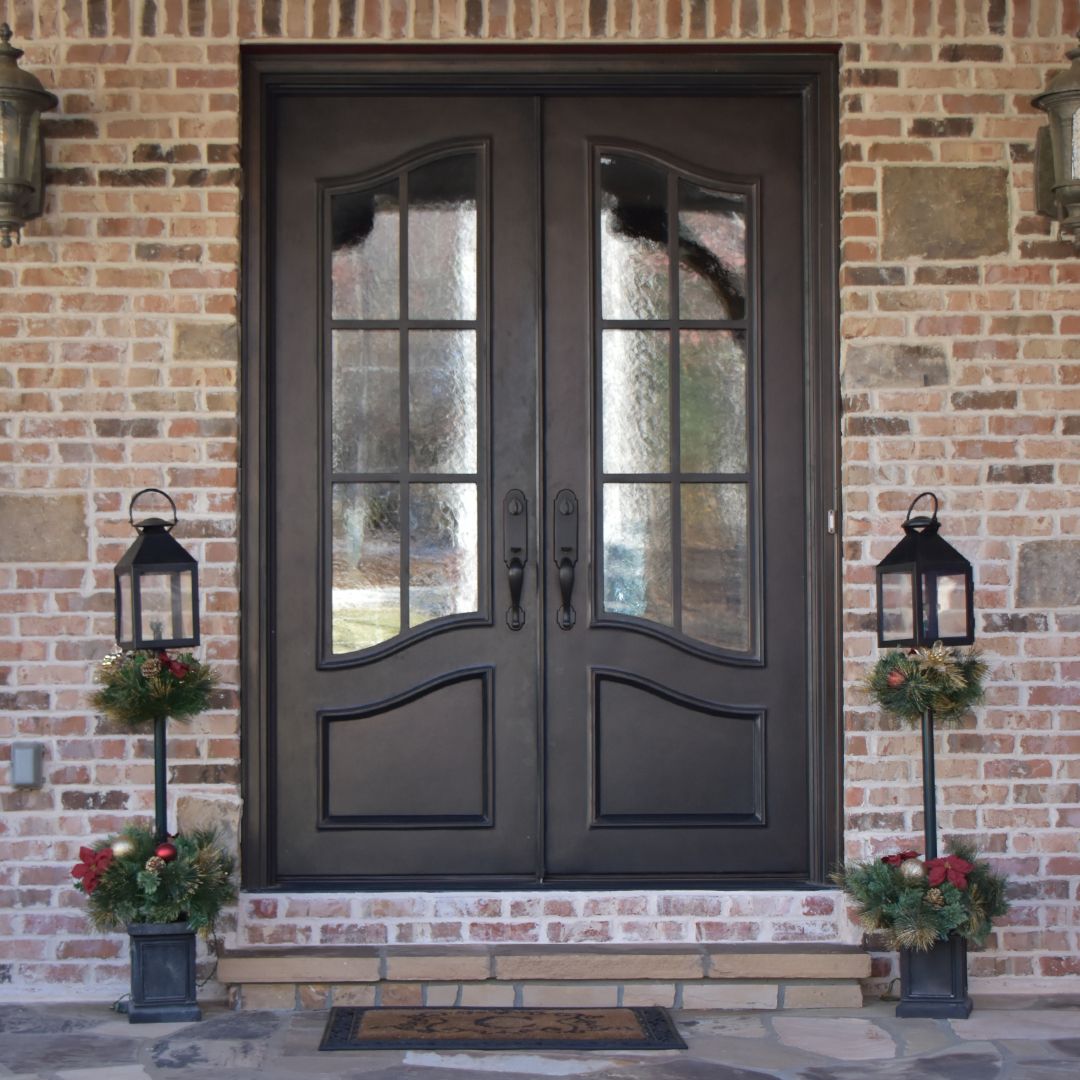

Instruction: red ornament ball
[886,670,906,688]
[154,841,178,862]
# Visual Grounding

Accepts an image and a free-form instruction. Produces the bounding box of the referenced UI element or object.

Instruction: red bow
[159,650,190,680]
[881,850,921,866]
[925,854,974,890]
[71,845,114,894]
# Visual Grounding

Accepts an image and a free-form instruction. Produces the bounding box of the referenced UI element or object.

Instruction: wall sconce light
[0,24,58,248]
[1033,33,1080,249]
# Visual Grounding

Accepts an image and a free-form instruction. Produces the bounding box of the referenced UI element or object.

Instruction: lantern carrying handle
[129,488,178,531]
[905,491,939,527]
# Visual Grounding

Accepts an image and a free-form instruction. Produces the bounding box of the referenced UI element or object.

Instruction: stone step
[218,943,870,1012]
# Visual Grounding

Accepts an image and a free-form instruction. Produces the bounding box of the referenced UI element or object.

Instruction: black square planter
[125,922,202,1023]
[896,934,972,1019]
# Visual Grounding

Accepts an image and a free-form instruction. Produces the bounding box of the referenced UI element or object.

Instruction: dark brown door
[254,67,837,887]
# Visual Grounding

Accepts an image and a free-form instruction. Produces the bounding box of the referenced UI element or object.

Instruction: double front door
[251,59,838,887]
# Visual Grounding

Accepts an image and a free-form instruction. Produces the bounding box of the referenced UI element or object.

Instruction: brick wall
[1,0,1079,999]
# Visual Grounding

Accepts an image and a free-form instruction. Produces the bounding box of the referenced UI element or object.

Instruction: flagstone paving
[0,998,1077,1079]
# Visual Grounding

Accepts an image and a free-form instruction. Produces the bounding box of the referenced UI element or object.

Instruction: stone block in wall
[174,320,239,362]
[843,344,949,390]
[1017,541,1080,607]
[882,167,1009,259]
[176,795,241,858]
[0,495,87,563]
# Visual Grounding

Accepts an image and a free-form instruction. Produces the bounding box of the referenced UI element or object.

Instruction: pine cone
[141,657,162,678]
[925,887,945,908]
[145,855,166,873]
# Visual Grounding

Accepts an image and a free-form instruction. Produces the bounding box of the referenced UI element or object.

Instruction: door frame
[240,45,842,890]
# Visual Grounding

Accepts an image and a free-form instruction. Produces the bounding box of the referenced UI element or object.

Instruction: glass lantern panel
[880,570,914,642]
[931,572,970,641]
[116,571,132,645]
[137,571,194,644]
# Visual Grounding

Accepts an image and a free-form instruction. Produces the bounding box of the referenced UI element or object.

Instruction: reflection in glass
[603,483,673,625]
[680,330,747,474]
[332,330,400,473]
[332,484,401,653]
[408,154,478,320]
[678,180,746,320]
[930,572,968,640]
[600,154,670,320]
[409,331,477,474]
[409,483,478,627]
[880,572,914,641]
[681,484,749,651]
[331,181,400,320]
[136,573,195,643]
[602,330,669,473]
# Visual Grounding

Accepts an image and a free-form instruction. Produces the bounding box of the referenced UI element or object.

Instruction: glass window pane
[599,154,670,320]
[602,330,669,473]
[332,330,400,473]
[332,484,401,653]
[331,180,399,320]
[408,154,478,320]
[409,330,477,474]
[881,570,914,641]
[602,483,673,625]
[410,483,479,627]
[680,330,747,474]
[932,572,969,640]
[136,571,194,643]
[681,484,750,651]
[678,180,747,320]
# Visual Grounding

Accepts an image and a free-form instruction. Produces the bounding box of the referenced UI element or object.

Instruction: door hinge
[827,509,837,535]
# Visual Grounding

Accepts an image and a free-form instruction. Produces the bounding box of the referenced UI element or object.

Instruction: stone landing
[218,943,870,1011]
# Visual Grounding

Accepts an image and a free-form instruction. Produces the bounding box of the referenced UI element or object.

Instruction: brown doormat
[319,1006,687,1051]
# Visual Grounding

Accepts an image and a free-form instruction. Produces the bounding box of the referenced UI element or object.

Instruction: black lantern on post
[114,489,200,844]
[875,492,975,1020]
[876,492,974,651]
[114,489,200,652]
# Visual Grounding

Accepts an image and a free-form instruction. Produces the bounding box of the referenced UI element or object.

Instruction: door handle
[554,489,578,630]
[503,490,528,630]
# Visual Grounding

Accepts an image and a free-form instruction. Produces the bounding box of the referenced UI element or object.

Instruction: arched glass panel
[596,149,756,656]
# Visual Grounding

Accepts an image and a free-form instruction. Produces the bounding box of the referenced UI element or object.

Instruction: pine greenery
[865,644,987,725]
[833,841,1009,952]
[75,824,235,934]
[91,649,217,726]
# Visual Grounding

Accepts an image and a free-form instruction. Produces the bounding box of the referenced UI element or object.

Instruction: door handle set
[503,488,579,631]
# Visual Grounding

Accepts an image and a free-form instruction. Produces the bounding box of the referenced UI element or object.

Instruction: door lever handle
[503,490,528,631]
[554,489,578,630]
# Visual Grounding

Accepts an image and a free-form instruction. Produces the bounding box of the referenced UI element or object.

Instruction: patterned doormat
[319,1006,687,1051]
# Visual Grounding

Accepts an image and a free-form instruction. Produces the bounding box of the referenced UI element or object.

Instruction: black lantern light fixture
[1033,32,1080,249]
[0,24,58,248]
[114,489,200,651]
[875,492,974,650]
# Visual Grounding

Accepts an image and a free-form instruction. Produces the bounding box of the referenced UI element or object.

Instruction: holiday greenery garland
[91,648,217,726]
[833,841,1009,952]
[72,823,235,933]
[865,643,987,725]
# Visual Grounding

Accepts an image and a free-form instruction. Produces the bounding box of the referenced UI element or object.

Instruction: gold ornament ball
[111,838,134,857]
[899,858,926,881]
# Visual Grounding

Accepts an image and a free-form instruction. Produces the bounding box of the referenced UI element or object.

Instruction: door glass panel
[681,483,749,651]
[332,330,400,473]
[680,330,747,474]
[599,154,669,320]
[602,330,669,473]
[678,181,746,320]
[409,330,477,474]
[331,180,400,320]
[602,483,673,625]
[408,154,478,320]
[332,484,401,653]
[409,482,479,627]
